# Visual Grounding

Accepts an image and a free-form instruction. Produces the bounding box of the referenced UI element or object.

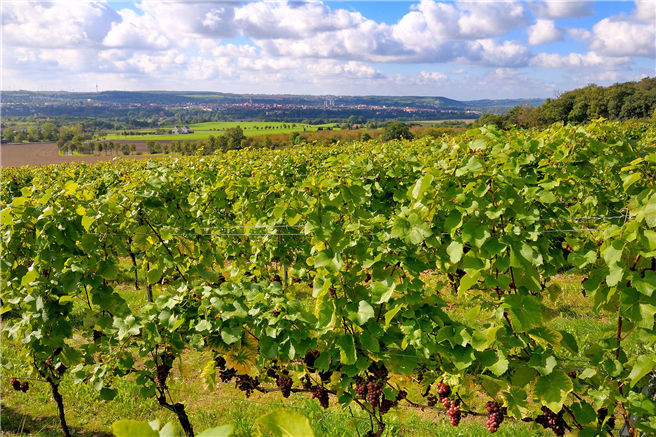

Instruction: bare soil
[0,141,163,168]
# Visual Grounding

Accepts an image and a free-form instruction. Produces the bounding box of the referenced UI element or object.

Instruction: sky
[1,1,654,100]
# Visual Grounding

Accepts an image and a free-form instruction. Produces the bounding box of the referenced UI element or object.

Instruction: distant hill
[0,90,542,114]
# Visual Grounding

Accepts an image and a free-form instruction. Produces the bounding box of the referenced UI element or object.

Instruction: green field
[105,121,340,141]
[413,119,476,126]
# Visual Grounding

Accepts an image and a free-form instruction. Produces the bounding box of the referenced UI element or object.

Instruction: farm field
[105,121,340,141]
[1,121,655,437]
[413,119,476,125]
[0,142,151,168]
[0,141,157,168]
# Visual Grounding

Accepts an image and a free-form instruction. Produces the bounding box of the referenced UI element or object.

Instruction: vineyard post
[283,264,288,287]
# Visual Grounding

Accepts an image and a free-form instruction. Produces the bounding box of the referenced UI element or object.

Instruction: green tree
[26,126,41,142]
[2,127,15,142]
[381,122,413,141]
[41,123,58,141]
[289,132,301,145]
[225,126,245,150]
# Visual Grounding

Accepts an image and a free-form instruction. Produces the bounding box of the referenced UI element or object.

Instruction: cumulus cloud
[531,51,631,70]
[633,1,656,23]
[529,1,595,19]
[137,2,238,39]
[527,20,565,45]
[104,9,171,50]
[0,0,650,98]
[235,2,365,40]
[588,17,655,58]
[1,2,120,48]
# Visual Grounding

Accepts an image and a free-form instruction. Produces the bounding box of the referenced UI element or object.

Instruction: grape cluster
[310,385,329,409]
[93,330,104,342]
[535,406,567,436]
[156,363,172,387]
[235,374,259,398]
[304,349,319,369]
[567,370,577,379]
[446,399,461,427]
[302,375,312,390]
[215,356,227,369]
[354,376,368,399]
[319,370,333,383]
[427,395,437,407]
[56,363,67,376]
[368,362,388,380]
[379,397,399,415]
[597,407,615,430]
[437,382,451,408]
[220,368,237,383]
[485,401,507,433]
[7,376,26,392]
[272,274,282,283]
[366,380,383,408]
[277,375,293,398]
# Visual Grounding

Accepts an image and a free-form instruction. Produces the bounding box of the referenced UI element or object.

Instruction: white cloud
[531,51,631,70]
[566,28,592,41]
[235,2,365,40]
[0,0,650,99]
[458,39,532,68]
[137,2,238,39]
[530,1,595,19]
[455,1,530,39]
[104,9,171,50]
[527,20,565,45]
[1,2,120,48]
[588,17,655,57]
[633,1,656,23]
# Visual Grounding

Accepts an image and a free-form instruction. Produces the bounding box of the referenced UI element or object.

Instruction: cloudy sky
[2,1,654,100]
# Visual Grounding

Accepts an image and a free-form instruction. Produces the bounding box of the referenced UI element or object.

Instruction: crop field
[105,121,339,141]
[413,119,476,125]
[1,121,655,437]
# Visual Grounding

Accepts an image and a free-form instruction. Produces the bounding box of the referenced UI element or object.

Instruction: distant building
[172,126,192,135]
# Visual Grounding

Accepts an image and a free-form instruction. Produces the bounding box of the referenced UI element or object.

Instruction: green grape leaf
[335,334,357,365]
[533,370,573,412]
[197,425,234,437]
[501,387,529,419]
[371,277,396,304]
[447,241,464,264]
[200,360,216,392]
[356,300,374,325]
[627,355,656,388]
[255,409,315,437]
[112,420,159,437]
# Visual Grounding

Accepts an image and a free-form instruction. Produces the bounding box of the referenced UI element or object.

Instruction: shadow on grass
[0,405,113,437]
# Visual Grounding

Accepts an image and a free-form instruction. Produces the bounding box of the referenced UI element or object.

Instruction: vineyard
[1,121,655,437]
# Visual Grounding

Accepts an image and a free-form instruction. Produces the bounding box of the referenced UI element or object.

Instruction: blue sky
[2,1,654,100]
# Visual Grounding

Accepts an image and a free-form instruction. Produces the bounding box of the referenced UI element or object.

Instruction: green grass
[105,122,341,141]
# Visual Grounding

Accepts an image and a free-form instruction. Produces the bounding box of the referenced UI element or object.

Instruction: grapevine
[1,121,655,437]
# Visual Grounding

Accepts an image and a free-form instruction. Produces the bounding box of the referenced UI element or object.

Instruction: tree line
[473,77,655,129]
